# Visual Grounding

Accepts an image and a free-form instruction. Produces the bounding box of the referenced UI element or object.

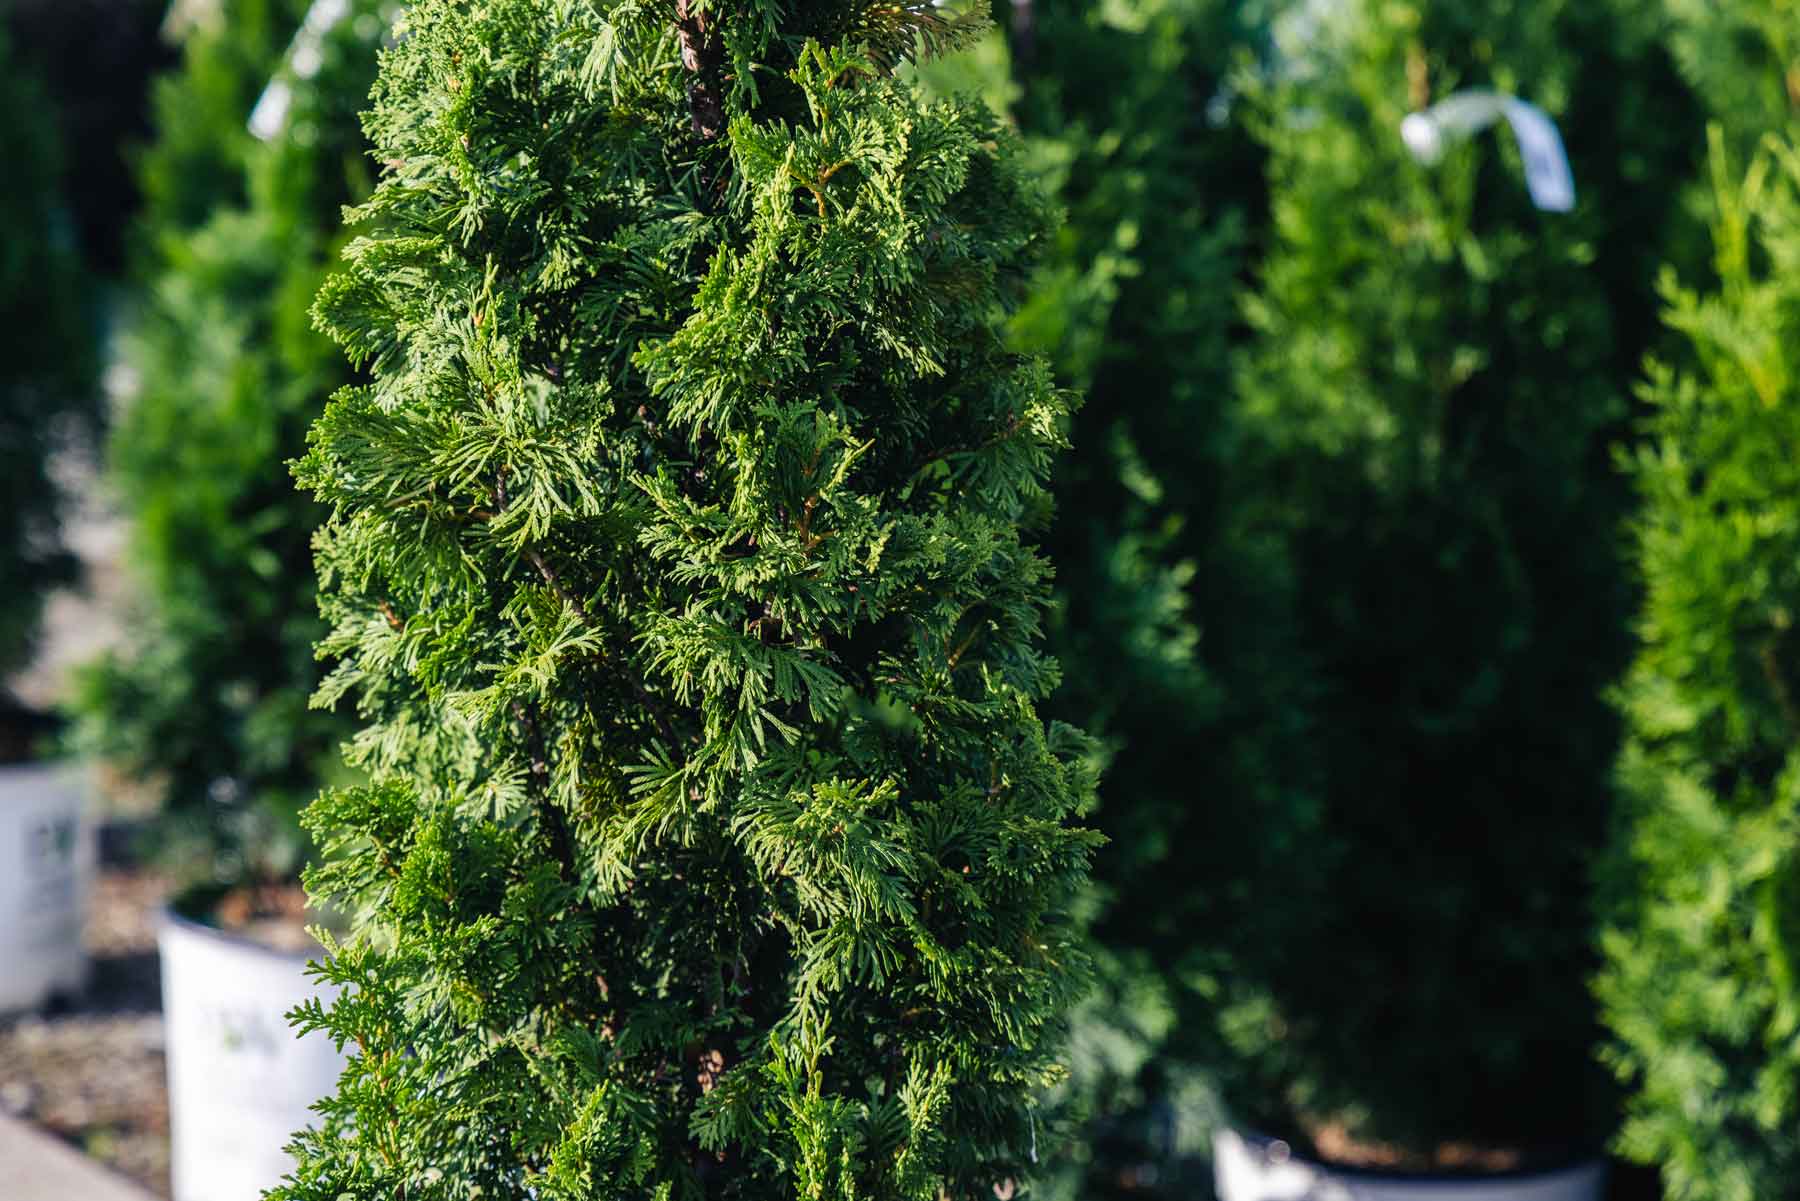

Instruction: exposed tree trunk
[675,0,725,139]
[1010,0,1036,69]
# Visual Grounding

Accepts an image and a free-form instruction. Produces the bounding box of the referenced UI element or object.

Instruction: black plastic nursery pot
[156,897,344,1201]
[1214,1128,1607,1201]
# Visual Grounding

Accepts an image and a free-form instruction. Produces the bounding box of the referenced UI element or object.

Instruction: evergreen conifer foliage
[281,4,1096,1198]
[1006,1,1293,1000]
[74,0,384,878]
[0,27,95,712]
[1226,0,1699,1151]
[134,0,320,239]
[988,3,1307,1191]
[1595,132,1800,1201]
[1662,0,1796,157]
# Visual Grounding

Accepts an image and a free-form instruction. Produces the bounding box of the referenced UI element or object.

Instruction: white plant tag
[1401,91,1507,164]
[1500,96,1576,212]
[1401,89,1576,213]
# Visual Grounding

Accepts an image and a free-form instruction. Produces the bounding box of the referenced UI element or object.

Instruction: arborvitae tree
[971,2,1306,1192]
[1006,0,1294,999]
[133,0,306,238]
[0,25,96,742]
[1634,1,1791,330]
[1594,128,1800,1201]
[1591,9,1800,1200]
[279,3,1097,1197]
[74,0,382,877]
[1224,0,1701,1152]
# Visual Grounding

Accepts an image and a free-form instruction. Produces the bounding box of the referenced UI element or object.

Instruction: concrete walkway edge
[0,1113,159,1201]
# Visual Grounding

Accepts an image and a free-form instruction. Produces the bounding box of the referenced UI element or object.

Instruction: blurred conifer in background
[981,2,1309,1193]
[0,24,98,739]
[73,0,385,880]
[1221,0,1701,1151]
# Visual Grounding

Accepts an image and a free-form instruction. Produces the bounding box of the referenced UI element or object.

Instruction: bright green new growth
[74,0,383,880]
[1596,130,1800,1201]
[281,3,1096,1197]
[0,26,94,710]
[1662,0,1797,160]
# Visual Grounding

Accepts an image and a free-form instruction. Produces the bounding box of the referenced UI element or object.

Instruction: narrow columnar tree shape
[75,0,383,877]
[280,3,1097,1198]
[134,0,315,235]
[1005,1,1295,1014]
[1226,0,1700,1150]
[989,2,1306,1192]
[1596,131,1800,1201]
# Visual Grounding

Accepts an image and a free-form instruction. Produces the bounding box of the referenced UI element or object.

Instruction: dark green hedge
[0,26,97,727]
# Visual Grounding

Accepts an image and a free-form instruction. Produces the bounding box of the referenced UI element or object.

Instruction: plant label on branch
[1500,97,1576,212]
[1400,89,1576,212]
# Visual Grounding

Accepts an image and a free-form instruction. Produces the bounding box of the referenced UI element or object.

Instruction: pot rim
[1221,1127,1608,1185]
[0,756,82,781]
[156,903,323,965]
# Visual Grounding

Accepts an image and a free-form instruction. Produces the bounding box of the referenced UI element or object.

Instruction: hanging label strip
[1400,89,1575,213]
[1500,97,1576,213]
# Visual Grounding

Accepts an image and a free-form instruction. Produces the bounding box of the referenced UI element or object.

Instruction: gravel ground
[0,869,173,1199]
[0,398,170,1195]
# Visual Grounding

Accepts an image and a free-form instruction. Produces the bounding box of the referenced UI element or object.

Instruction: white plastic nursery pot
[157,908,346,1201]
[1214,1128,1607,1201]
[0,761,95,1013]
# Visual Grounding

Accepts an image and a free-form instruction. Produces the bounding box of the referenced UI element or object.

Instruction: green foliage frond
[1598,126,1800,1201]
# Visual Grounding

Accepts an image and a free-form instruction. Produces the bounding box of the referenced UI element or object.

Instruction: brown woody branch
[1010,0,1036,69]
[1761,635,1800,736]
[527,546,599,627]
[675,0,726,140]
